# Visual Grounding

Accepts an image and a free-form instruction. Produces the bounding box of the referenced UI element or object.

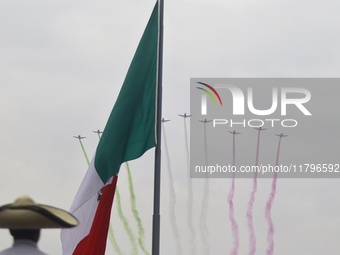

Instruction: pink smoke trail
[265,172,277,255]
[265,134,284,255]
[228,131,239,255]
[247,174,257,255]
[228,174,239,255]
[247,127,265,255]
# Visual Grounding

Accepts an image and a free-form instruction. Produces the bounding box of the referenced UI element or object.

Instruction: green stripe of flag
[95,3,158,183]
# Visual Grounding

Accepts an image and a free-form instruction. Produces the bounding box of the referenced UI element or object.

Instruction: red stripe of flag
[73,175,118,255]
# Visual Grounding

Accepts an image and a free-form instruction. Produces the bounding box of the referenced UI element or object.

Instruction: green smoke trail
[78,138,90,166]
[126,162,150,255]
[93,129,102,140]
[108,224,124,255]
[115,188,138,255]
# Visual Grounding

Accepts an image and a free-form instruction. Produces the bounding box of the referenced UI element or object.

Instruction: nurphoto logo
[189,78,340,179]
[195,80,312,128]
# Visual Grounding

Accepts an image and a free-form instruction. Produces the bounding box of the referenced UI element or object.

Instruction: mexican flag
[61,3,158,254]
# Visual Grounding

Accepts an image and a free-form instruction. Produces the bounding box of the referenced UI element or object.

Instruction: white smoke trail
[162,124,182,254]
[200,123,210,254]
[183,118,196,255]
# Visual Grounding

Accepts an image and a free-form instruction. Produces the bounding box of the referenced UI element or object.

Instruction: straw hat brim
[0,198,78,229]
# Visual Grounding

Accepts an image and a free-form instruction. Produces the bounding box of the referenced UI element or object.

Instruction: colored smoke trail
[265,135,283,255]
[265,173,277,255]
[162,124,182,255]
[247,128,264,255]
[116,189,138,255]
[78,138,90,166]
[200,122,210,254]
[94,130,102,140]
[228,174,239,255]
[108,224,124,255]
[247,175,257,255]
[75,136,90,168]
[183,118,196,255]
[228,132,239,255]
[126,162,150,255]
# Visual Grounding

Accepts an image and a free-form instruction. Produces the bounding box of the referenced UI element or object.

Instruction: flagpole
[152,0,164,254]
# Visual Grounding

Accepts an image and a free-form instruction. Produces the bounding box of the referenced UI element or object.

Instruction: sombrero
[0,196,78,229]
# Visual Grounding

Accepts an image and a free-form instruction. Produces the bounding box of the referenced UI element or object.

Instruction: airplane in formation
[161,118,170,123]
[228,130,241,135]
[199,119,212,123]
[178,113,192,118]
[73,135,86,139]
[276,133,288,138]
[92,130,103,135]
[254,127,267,131]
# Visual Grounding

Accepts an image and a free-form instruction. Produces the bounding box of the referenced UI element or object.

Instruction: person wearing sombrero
[0,196,78,255]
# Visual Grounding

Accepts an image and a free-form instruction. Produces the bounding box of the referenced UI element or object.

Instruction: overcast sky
[0,0,339,254]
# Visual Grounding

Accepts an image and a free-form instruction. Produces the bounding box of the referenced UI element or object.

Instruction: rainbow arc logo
[196,82,223,115]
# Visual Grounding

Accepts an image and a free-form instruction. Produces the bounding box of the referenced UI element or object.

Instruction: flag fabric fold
[61,3,158,254]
